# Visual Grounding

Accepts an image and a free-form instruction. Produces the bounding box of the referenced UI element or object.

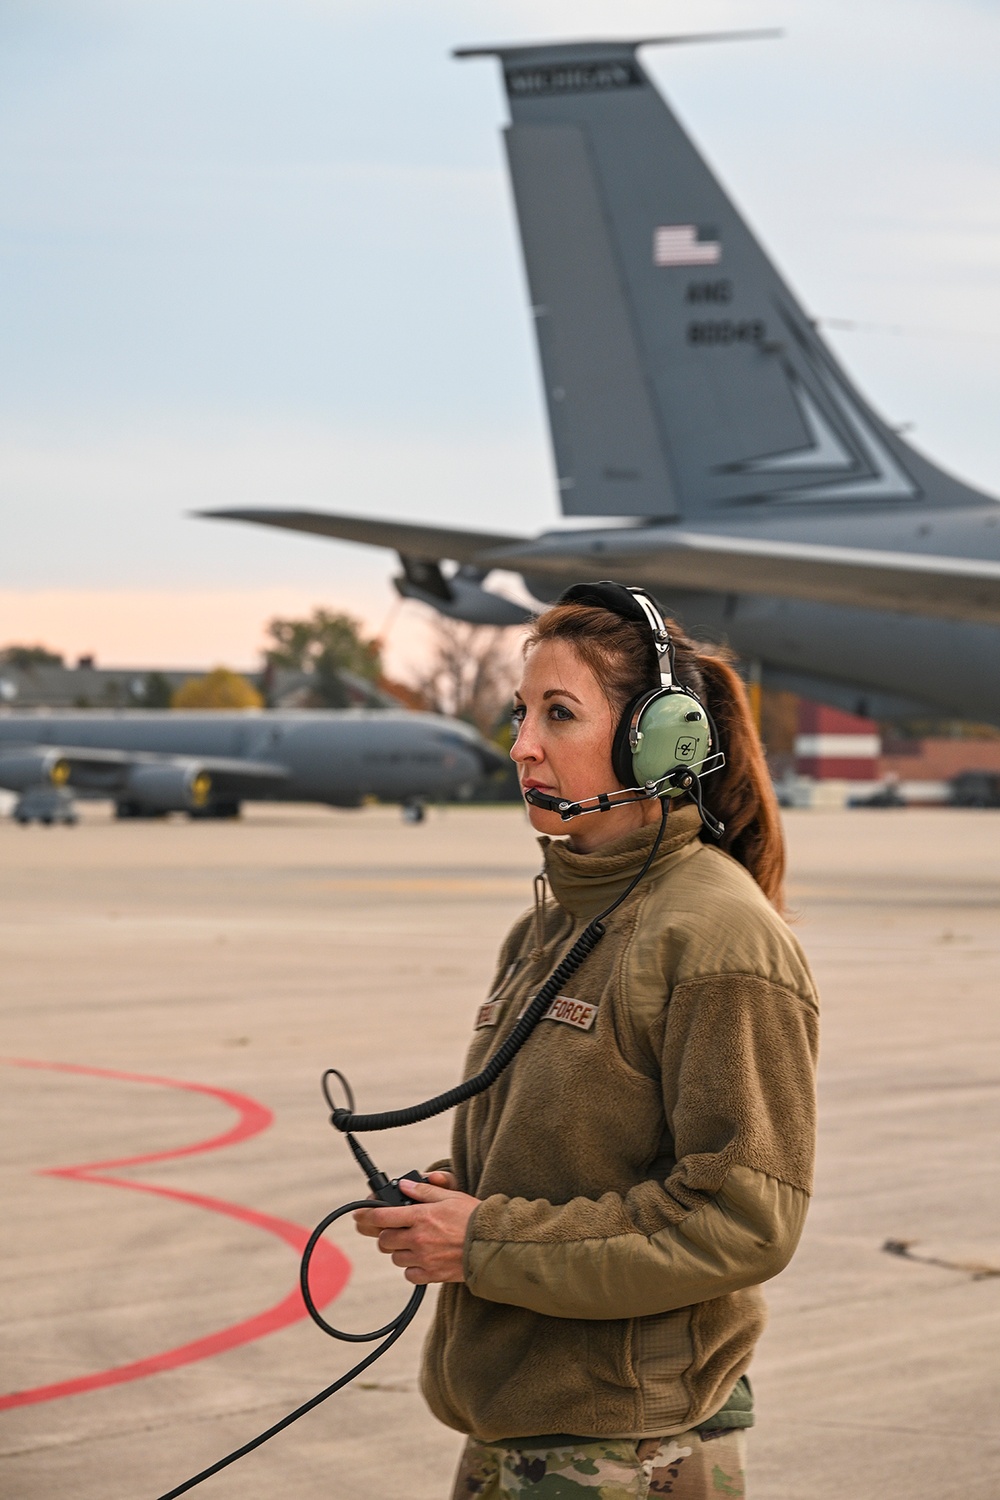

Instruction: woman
[355,584,819,1499]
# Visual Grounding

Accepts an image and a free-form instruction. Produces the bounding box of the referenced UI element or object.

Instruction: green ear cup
[630,692,712,795]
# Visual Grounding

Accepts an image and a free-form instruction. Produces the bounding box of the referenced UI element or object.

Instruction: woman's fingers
[352,1208,386,1238]
[377,1228,412,1253]
[352,1184,478,1283]
[353,1177,462,1237]
[425,1169,459,1190]
[390,1248,452,1283]
[352,1201,418,1235]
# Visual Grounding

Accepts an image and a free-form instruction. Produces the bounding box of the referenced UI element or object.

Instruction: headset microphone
[523,785,628,818]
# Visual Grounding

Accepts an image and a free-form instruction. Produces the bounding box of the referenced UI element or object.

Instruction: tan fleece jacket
[420,805,819,1443]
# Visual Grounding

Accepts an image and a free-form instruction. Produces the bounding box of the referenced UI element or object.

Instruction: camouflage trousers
[449,1428,747,1499]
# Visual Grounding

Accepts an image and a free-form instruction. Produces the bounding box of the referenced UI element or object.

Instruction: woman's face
[511,639,655,851]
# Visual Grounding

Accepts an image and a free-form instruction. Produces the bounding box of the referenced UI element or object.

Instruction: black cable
[330,798,672,1135]
[688,769,725,841]
[154,1203,425,1500]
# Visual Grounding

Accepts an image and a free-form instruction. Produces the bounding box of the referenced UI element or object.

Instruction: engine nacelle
[0,749,71,792]
[119,762,213,814]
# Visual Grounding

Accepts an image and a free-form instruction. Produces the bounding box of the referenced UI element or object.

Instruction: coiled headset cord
[154,801,670,1499]
[327,797,671,1137]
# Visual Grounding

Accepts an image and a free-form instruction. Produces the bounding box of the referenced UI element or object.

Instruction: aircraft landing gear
[115,801,166,819]
[188,801,242,820]
[401,799,426,824]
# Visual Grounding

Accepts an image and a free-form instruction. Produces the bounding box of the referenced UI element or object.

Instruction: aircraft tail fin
[459,38,979,520]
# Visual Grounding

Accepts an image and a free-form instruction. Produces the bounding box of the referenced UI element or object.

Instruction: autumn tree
[264,609,380,678]
[410,620,522,738]
[263,609,381,708]
[172,668,263,710]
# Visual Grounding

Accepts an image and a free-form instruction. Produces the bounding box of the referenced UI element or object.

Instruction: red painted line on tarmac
[0,1058,352,1410]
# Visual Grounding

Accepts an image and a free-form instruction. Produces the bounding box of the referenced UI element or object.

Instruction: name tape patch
[474,962,519,1027]
[543,995,598,1031]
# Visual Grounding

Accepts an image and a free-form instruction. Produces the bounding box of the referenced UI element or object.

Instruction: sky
[2,0,999,677]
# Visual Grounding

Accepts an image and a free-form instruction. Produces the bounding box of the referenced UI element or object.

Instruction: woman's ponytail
[695,651,785,909]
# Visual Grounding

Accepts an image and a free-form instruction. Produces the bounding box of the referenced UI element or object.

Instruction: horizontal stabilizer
[199,508,525,564]
[454,33,782,61]
[486,530,1000,627]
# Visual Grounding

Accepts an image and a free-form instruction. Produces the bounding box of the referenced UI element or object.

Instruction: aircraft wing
[485,530,1000,628]
[199,508,526,563]
[198,506,1000,628]
[145,755,290,798]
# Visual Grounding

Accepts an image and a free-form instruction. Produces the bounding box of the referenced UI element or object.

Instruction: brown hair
[525,601,785,908]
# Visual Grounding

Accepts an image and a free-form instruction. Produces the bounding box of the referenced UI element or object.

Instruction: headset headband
[625,588,673,690]
[556,580,674,690]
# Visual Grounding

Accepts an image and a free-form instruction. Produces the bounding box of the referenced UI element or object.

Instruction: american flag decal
[654,225,721,267]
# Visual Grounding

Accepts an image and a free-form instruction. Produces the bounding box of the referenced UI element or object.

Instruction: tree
[136,671,174,709]
[410,620,522,738]
[264,609,381,678]
[0,643,64,669]
[172,668,263,710]
[262,609,383,710]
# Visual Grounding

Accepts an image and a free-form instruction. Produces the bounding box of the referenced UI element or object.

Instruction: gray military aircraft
[0,709,501,823]
[203,35,1000,727]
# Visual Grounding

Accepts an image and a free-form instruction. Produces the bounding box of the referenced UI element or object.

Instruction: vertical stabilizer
[458,39,979,520]
[505,119,679,518]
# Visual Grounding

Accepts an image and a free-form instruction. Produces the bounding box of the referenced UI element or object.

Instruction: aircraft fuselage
[523,500,1000,723]
[0,709,498,813]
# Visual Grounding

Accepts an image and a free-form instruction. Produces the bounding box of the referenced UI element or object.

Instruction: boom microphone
[524,784,656,820]
[523,763,724,836]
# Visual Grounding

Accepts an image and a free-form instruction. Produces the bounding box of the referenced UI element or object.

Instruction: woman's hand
[352,1170,480,1285]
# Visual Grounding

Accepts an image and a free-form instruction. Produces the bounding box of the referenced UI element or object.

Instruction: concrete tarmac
[1,804,998,1499]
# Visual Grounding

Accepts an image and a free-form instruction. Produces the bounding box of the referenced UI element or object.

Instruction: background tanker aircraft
[0,710,501,823]
[207,35,1000,727]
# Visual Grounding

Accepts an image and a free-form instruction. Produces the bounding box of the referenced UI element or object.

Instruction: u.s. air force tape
[542,995,597,1030]
[475,994,598,1031]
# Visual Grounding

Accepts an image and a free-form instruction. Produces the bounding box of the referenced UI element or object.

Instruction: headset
[522,581,726,838]
[154,581,726,1499]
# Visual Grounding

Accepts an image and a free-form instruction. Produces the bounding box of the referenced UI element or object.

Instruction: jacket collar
[540,803,704,920]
